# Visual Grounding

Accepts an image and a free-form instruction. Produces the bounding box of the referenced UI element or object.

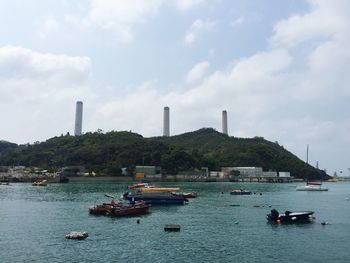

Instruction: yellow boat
[140,187,180,192]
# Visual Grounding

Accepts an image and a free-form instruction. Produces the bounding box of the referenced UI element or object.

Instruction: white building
[222,167,263,177]
[278,172,291,177]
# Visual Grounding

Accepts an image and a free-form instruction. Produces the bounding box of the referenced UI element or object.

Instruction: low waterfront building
[135,166,161,177]
[262,171,278,177]
[222,167,263,177]
[278,172,291,177]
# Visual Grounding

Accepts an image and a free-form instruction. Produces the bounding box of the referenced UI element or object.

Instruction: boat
[0,177,10,185]
[123,191,188,205]
[140,187,180,192]
[32,179,47,186]
[172,192,197,198]
[89,202,116,215]
[89,200,150,216]
[296,182,328,191]
[267,209,314,223]
[230,189,252,195]
[127,183,154,189]
[108,201,151,217]
[180,192,197,198]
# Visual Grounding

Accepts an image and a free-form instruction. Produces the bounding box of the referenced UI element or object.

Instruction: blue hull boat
[124,192,188,205]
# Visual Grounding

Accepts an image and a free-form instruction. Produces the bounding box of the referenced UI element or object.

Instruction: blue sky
[0,0,349,176]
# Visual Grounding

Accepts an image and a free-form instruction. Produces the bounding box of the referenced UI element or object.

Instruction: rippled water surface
[1,181,349,263]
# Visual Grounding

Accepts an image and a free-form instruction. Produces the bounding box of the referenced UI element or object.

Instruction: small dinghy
[230,189,251,195]
[65,231,88,240]
[267,209,314,223]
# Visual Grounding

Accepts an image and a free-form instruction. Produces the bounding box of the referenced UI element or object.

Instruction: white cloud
[0,46,90,80]
[186,61,210,83]
[91,49,292,138]
[176,0,205,11]
[271,0,350,47]
[0,46,92,143]
[184,19,216,45]
[230,16,245,27]
[87,0,163,42]
[37,17,62,39]
[35,0,207,43]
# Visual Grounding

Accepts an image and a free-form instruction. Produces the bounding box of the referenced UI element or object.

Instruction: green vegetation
[0,140,17,153]
[0,128,329,180]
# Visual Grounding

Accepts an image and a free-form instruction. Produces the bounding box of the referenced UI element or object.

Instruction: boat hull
[230,191,251,195]
[296,186,328,191]
[89,203,150,217]
[109,204,150,217]
[126,194,188,205]
[267,209,314,223]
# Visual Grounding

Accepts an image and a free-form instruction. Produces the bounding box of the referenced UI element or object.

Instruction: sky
[0,0,349,176]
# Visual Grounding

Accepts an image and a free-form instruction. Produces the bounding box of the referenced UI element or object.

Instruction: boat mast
[306,144,309,164]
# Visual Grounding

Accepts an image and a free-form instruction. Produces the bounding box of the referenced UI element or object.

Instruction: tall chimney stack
[163,106,170,137]
[74,101,83,136]
[222,110,228,135]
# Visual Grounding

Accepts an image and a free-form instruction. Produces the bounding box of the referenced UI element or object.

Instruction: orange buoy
[276,219,281,224]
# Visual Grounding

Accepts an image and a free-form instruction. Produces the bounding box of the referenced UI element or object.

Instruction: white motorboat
[296,182,328,191]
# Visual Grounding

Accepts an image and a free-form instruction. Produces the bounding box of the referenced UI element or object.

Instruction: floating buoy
[137,219,140,224]
[346,197,349,201]
[234,220,240,224]
[65,231,88,240]
[321,221,330,225]
[276,219,281,224]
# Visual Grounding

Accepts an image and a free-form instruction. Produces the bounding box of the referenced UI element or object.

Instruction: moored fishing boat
[109,201,151,217]
[89,202,115,215]
[123,191,188,205]
[140,187,180,192]
[89,200,150,216]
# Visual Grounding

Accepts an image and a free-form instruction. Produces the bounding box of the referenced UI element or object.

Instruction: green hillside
[0,140,18,154]
[0,129,329,180]
[155,128,328,180]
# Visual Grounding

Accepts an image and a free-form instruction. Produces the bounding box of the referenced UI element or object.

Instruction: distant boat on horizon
[296,181,328,191]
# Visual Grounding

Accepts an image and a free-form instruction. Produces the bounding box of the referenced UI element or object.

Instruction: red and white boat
[172,192,197,198]
[127,183,155,189]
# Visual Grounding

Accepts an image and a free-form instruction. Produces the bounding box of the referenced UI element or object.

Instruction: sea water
[0,181,349,263]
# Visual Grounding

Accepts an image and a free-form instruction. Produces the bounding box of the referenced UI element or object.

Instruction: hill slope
[153,128,329,180]
[0,140,18,154]
[0,129,329,180]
